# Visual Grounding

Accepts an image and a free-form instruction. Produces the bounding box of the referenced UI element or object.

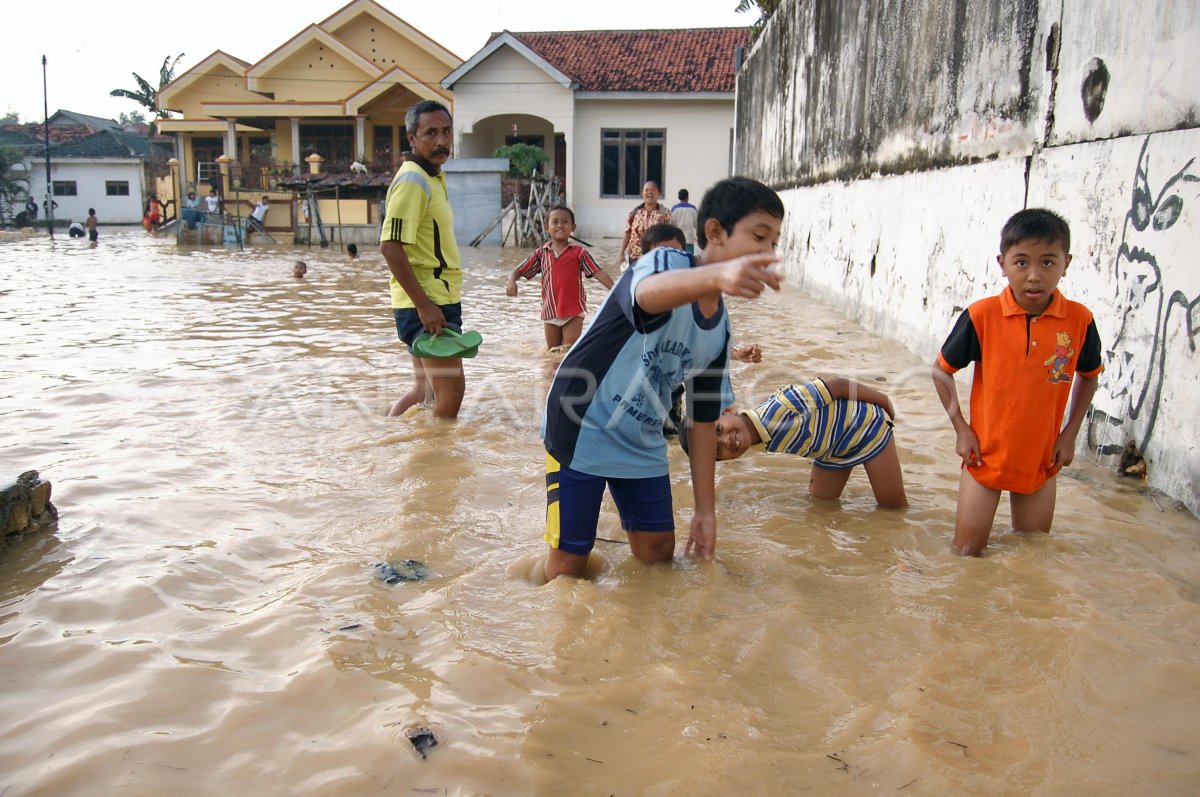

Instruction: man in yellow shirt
[380,100,465,418]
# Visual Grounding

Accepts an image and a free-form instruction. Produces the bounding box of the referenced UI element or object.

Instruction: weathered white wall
[27,160,147,225]
[740,0,1200,514]
[573,98,734,241]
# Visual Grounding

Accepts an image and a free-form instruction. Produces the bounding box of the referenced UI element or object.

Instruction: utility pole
[42,55,54,240]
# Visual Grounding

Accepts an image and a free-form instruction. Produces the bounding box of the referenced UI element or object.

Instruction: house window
[300,124,353,170]
[600,129,665,198]
[52,181,77,196]
[106,181,130,196]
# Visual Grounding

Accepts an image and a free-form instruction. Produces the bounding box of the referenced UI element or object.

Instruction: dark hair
[347,243,358,255]
[677,188,689,201]
[641,223,686,253]
[696,177,784,249]
[405,100,452,135]
[88,208,95,215]
[548,204,575,224]
[1000,208,1071,254]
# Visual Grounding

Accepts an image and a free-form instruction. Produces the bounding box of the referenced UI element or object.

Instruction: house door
[555,134,566,193]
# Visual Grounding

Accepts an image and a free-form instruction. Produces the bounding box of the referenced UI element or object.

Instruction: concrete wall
[443,157,508,246]
[738,0,1200,513]
[573,98,734,241]
[27,160,147,225]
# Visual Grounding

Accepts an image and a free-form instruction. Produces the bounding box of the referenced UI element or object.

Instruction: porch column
[175,134,187,190]
[355,116,366,161]
[290,117,301,175]
[225,118,238,160]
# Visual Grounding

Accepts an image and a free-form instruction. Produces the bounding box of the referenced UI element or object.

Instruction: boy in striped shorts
[683,378,908,508]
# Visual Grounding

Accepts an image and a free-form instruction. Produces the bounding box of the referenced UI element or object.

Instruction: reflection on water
[0,231,1198,795]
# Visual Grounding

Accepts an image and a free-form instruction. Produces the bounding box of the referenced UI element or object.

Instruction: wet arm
[380,240,444,331]
[932,363,981,465]
[593,268,615,289]
[1053,373,1099,468]
[823,377,895,418]
[685,420,718,559]
[634,253,782,315]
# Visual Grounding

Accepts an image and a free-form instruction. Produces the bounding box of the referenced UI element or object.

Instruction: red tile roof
[504,28,750,93]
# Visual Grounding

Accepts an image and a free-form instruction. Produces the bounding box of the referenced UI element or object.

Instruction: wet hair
[678,188,689,201]
[1000,208,1072,254]
[347,243,358,256]
[293,261,307,276]
[641,223,686,253]
[696,177,785,249]
[405,100,452,135]
[547,204,575,224]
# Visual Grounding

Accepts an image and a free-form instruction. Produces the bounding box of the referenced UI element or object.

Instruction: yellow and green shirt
[380,159,461,309]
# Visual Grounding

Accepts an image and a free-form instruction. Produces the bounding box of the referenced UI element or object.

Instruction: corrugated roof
[505,28,750,92]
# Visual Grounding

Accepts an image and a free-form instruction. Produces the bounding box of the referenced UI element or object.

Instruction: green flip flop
[411,329,483,359]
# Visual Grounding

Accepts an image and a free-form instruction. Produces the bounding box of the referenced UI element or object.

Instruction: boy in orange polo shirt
[932,208,1103,556]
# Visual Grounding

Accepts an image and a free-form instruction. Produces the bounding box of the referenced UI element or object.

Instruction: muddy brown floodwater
[1,231,1198,796]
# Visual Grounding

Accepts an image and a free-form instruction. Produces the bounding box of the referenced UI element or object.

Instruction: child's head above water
[678,408,758,461]
[696,177,785,258]
[293,261,308,278]
[641,223,686,253]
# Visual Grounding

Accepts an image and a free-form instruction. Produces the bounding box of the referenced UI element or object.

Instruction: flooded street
[1,230,1198,796]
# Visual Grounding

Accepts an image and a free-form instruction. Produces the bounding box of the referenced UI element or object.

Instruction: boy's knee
[628,532,675,563]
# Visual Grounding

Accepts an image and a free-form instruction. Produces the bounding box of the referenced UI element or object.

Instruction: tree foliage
[111,53,185,120]
[735,0,784,37]
[492,143,549,178]
[0,145,30,225]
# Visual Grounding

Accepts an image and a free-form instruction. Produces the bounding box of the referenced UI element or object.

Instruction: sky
[4,0,756,123]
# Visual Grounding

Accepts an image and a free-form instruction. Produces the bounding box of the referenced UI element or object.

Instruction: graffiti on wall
[1091,136,1200,456]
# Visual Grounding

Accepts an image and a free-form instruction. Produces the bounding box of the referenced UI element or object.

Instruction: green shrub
[492,143,549,178]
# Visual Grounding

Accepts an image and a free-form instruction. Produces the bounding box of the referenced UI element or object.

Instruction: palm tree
[110,53,185,121]
[0,145,30,227]
[735,0,784,36]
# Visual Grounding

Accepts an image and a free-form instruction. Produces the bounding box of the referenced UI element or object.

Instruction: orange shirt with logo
[937,287,1103,494]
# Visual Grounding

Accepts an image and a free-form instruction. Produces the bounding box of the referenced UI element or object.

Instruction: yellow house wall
[258,42,375,102]
[166,66,262,117]
[316,198,368,224]
[331,22,456,86]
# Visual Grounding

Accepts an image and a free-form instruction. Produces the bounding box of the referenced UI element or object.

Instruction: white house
[441,28,750,241]
[25,128,151,225]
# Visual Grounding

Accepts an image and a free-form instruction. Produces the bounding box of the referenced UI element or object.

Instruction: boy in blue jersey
[541,177,785,581]
[682,378,908,508]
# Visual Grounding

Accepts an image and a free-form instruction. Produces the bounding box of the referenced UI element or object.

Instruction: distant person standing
[25,198,38,221]
[85,208,99,242]
[671,188,699,254]
[205,190,220,215]
[617,180,672,269]
[379,99,466,419]
[246,196,270,242]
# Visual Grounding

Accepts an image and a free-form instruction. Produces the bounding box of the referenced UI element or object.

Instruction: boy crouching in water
[681,378,907,508]
[541,178,786,581]
[932,208,1103,556]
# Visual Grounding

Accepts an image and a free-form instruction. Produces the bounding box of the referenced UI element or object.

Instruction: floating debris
[1118,440,1147,480]
[374,560,430,584]
[406,727,439,759]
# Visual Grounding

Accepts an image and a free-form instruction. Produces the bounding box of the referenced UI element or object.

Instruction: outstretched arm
[593,268,615,290]
[634,253,783,315]
[1052,373,1098,468]
[932,364,981,466]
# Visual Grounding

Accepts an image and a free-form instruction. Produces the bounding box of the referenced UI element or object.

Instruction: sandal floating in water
[374,559,431,584]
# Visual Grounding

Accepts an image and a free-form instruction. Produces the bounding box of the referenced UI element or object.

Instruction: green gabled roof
[50,129,150,158]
